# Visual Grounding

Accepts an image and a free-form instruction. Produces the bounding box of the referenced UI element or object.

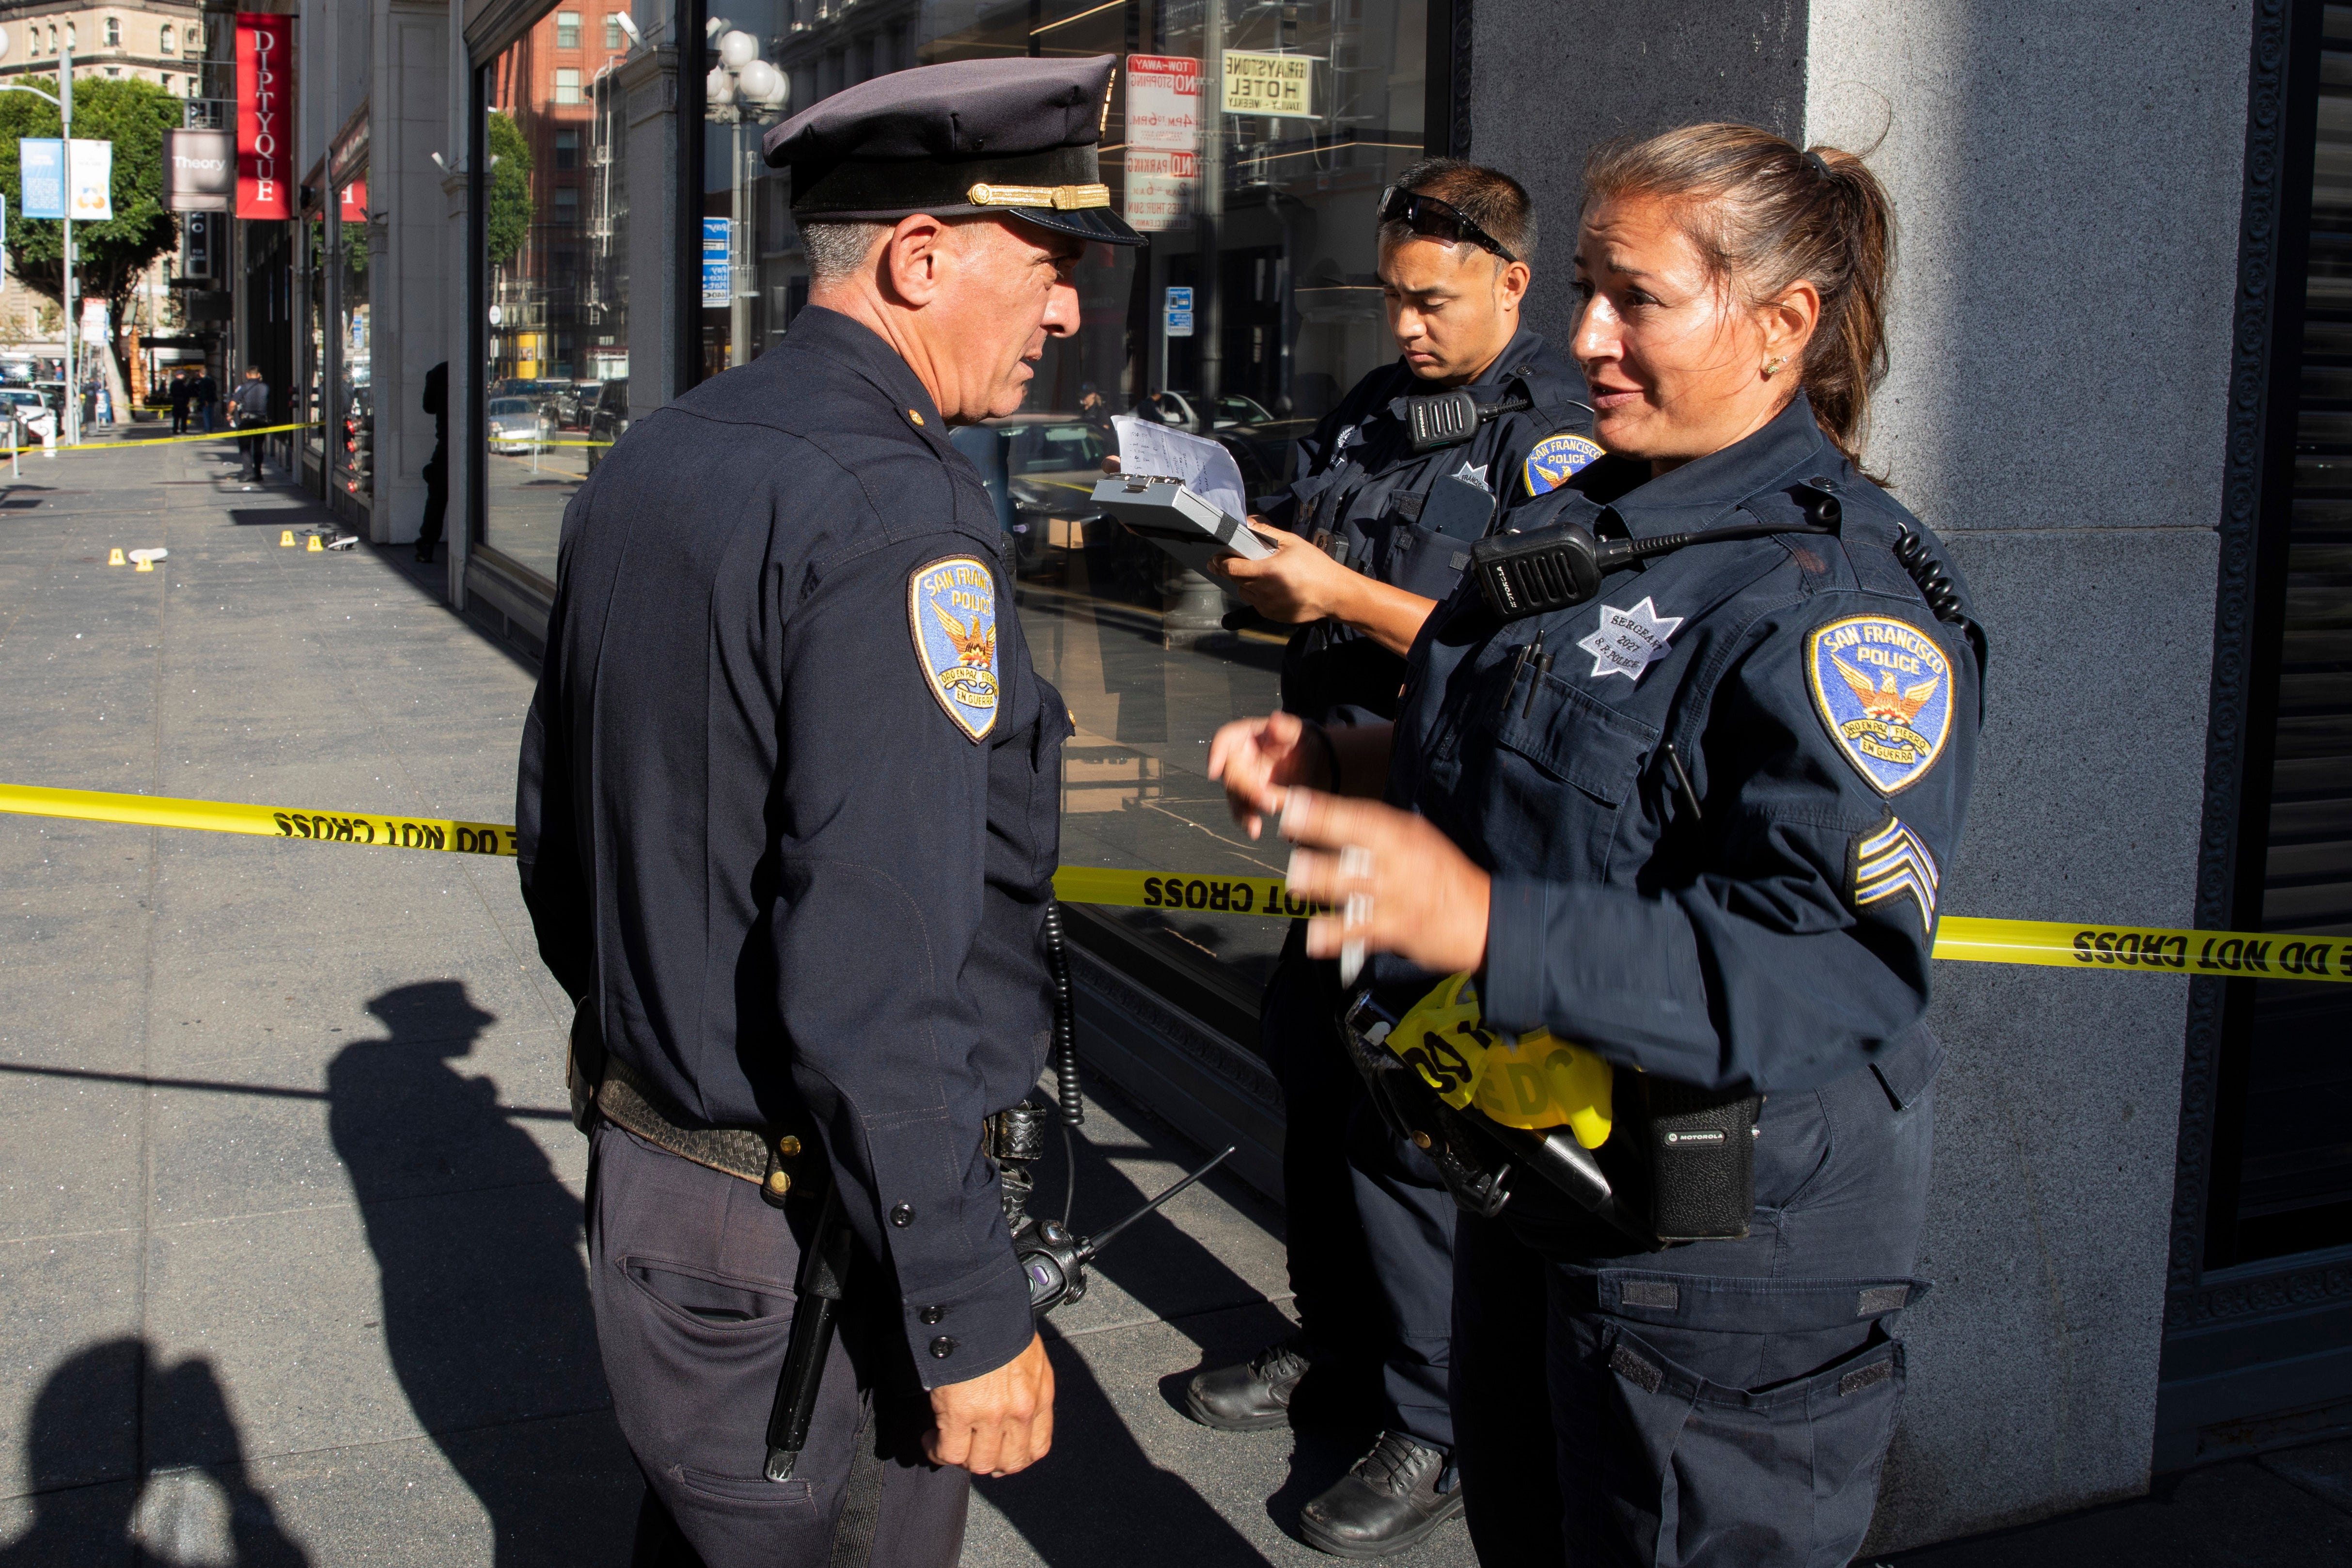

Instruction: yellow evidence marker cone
[108,548,125,566]
[281,530,296,547]
[135,557,154,573]
[306,534,323,552]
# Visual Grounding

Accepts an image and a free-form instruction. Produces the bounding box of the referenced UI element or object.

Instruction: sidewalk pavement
[0,438,1477,1566]
[1,436,2344,1567]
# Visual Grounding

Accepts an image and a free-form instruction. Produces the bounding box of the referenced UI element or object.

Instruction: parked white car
[486,396,547,455]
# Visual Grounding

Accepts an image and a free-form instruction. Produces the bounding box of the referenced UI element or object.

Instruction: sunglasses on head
[1377,186,1518,263]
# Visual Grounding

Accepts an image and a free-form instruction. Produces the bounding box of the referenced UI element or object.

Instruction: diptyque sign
[236,13,292,219]
[163,128,234,212]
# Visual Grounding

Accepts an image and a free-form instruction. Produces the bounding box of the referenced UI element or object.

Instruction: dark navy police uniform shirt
[517,306,1071,1387]
[1382,394,1985,1097]
[1269,323,1594,720]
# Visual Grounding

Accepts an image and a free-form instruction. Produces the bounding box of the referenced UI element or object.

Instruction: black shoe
[415,541,436,564]
[1184,1338,1311,1432]
[1298,1431,1464,1560]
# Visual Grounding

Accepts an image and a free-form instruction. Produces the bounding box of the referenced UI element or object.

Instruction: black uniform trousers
[587,1125,971,1568]
[1262,923,1458,1451]
[1452,1043,1938,1568]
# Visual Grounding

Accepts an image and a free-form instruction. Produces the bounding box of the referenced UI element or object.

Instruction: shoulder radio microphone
[1471,480,1842,623]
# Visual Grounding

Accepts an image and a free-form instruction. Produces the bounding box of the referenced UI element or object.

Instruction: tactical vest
[1278,330,1592,720]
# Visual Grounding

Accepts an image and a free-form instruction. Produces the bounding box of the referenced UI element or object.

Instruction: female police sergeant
[1209,125,1985,1566]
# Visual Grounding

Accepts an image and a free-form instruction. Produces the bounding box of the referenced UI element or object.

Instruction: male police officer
[1184,161,1597,1558]
[517,56,1142,1568]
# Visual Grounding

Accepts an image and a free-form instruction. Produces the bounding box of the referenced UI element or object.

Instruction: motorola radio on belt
[1471,479,1844,623]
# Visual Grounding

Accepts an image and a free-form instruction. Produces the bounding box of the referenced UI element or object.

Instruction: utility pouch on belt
[1633,1076,1762,1243]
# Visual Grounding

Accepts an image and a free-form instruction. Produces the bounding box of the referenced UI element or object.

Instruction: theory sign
[163,129,233,212]
[236,13,291,219]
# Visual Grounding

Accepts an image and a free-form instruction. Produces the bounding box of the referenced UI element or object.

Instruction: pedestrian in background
[416,362,449,564]
[169,371,191,436]
[193,368,219,434]
[231,366,269,482]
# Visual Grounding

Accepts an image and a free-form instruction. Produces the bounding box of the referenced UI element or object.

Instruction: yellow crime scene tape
[0,781,2343,982]
[18,419,327,453]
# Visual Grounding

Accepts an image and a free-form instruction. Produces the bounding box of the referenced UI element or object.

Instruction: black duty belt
[568,1006,806,1202]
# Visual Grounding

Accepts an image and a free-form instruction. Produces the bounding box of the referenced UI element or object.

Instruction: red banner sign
[236,13,291,219]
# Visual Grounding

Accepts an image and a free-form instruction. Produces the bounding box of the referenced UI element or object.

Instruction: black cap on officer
[763,54,1146,248]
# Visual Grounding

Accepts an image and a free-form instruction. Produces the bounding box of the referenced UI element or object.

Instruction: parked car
[1129,389,1304,493]
[583,378,629,473]
[558,380,604,428]
[486,395,546,455]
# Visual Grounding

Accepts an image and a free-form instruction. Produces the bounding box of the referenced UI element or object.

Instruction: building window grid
[104,16,120,49]
[161,24,176,55]
[554,67,583,104]
[556,11,582,48]
[605,14,624,50]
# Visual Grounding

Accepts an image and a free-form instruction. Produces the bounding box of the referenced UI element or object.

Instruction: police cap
[763,55,1145,247]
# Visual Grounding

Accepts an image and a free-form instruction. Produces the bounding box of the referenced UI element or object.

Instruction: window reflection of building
[478,10,632,586]
[699,0,1425,982]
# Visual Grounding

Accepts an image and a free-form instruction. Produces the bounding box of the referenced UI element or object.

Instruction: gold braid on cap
[966,182,1112,211]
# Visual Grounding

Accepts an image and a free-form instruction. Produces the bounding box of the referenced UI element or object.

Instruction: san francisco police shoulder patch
[909,555,999,742]
[1523,432,1604,497]
[1807,614,1953,794]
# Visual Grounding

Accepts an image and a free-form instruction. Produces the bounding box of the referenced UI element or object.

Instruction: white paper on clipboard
[1111,416,1250,521]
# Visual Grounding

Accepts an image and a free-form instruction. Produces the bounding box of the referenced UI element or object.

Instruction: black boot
[1298,1430,1463,1559]
[1183,1338,1311,1432]
[415,540,436,564]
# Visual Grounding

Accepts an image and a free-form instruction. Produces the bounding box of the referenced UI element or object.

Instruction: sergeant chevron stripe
[1853,815,1940,931]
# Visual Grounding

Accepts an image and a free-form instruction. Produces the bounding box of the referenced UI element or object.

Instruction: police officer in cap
[1212,124,1983,1566]
[517,55,1142,1568]
[1180,159,1594,1557]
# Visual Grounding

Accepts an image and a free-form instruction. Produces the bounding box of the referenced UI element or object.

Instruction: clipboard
[1090,475,1276,578]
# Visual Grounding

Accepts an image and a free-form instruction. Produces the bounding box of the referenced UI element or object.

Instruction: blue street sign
[701,217,732,308]
[19,140,63,220]
[1163,284,1193,338]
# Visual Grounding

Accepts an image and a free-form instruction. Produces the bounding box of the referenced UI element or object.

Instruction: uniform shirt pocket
[1475,670,1661,880]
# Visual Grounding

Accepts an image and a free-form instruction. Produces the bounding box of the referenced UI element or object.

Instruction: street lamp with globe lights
[704,21,789,368]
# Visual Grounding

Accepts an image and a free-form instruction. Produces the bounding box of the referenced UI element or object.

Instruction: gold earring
[1762,355,1787,376]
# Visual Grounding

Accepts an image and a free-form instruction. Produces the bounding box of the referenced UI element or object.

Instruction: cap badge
[910,556,1000,742]
[966,181,1113,211]
[1524,432,1604,496]
[1808,614,1952,793]
[907,408,925,426]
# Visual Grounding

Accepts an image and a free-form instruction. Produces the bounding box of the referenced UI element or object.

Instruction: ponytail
[1582,125,1896,476]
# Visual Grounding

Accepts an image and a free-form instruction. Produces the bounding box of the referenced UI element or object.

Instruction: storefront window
[300,204,325,474]
[480,8,634,584]
[706,1,1427,982]
[333,171,373,509]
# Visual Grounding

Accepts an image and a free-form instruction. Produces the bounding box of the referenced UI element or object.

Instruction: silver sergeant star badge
[1578,596,1681,683]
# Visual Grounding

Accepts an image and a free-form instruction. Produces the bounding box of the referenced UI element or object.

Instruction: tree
[486,110,533,269]
[0,76,184,343]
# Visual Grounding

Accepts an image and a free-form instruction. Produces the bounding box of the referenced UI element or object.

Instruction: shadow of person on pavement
[0,1339,308,1567]
[327,980,635,1567]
